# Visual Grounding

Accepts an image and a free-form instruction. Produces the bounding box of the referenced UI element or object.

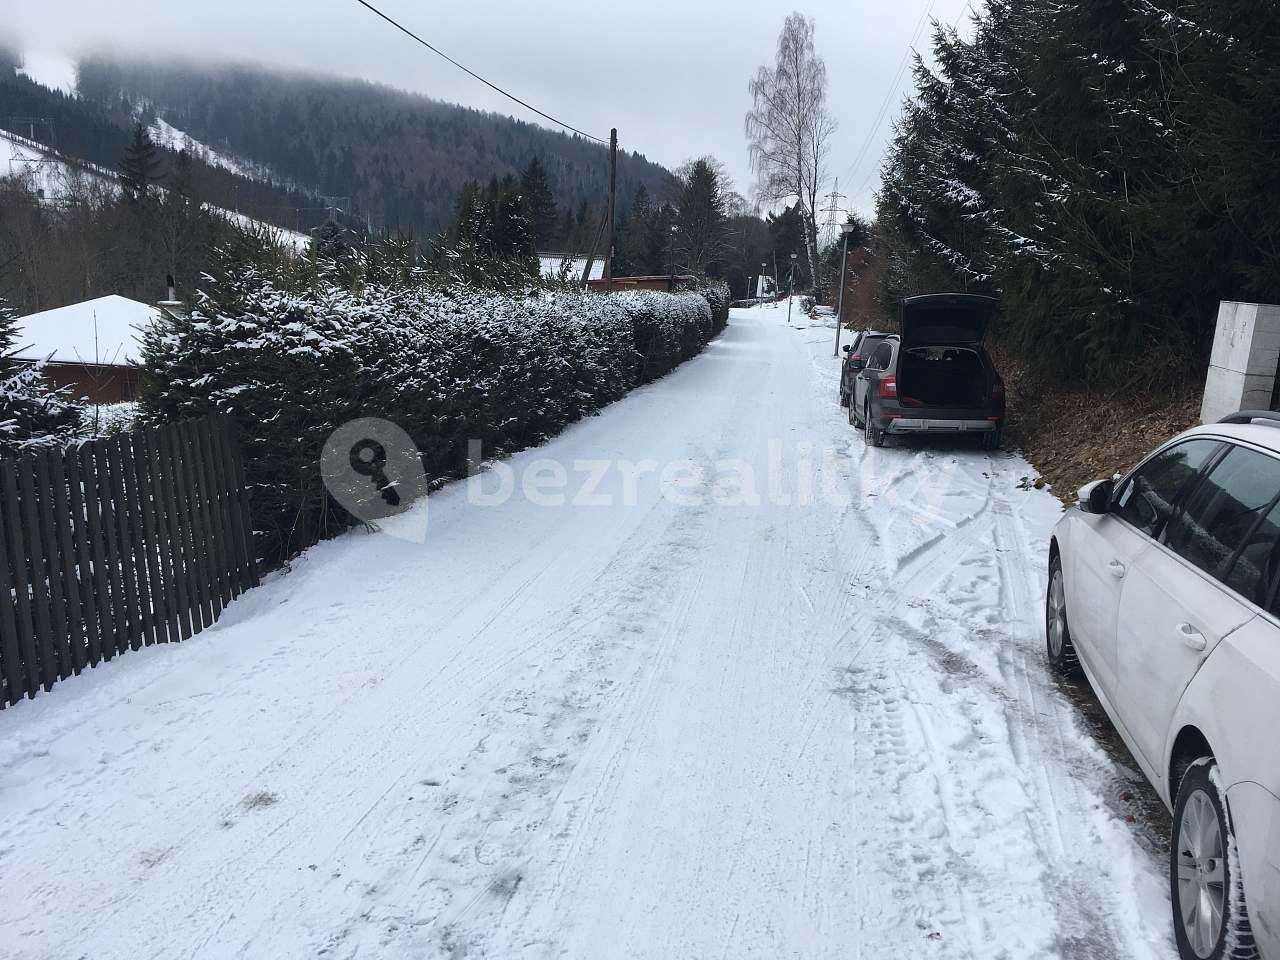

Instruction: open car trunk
[898,346,990,408]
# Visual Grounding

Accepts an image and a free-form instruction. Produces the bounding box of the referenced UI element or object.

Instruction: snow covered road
[1,304,1172,959]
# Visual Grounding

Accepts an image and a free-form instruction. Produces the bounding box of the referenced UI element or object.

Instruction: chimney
[157,272,187,319]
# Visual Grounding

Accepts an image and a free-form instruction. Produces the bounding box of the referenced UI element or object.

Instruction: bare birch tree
[745,13,836,293]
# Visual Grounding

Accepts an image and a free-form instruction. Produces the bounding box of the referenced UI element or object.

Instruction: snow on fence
[0,415,257,706]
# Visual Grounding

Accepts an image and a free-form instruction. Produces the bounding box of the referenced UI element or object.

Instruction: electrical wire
[350,0,608,144]
[852,0,977,200]
[837,0,938,192]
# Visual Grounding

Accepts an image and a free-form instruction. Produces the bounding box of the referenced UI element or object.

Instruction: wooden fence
[0,414,257,707]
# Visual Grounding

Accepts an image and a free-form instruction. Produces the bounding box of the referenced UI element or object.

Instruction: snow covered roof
[539,253,605,283]
[11,295,161,367]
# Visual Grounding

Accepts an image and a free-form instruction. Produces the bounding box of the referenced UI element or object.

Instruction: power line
[350,0,608,144]
[853,0,977,200]
[837,0,938,192]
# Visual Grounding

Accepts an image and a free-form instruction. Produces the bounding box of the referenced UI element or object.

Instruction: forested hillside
[0,63,324,235]
[877,0,1280,392]
[75,56,679,240]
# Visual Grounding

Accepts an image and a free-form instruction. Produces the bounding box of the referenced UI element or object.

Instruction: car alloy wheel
[1170,759,1258,960]
[1044,555,1080,676]
[1047,568,1067,659]
[1177,789,1226,959]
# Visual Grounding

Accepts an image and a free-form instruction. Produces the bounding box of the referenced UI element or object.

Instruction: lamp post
[786,252,798,327]
[668,224,679,292]
[833,220,856,356]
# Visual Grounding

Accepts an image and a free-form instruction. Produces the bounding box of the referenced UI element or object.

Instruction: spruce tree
[0,297,84,455]
[674,157,729,278]
[520,156,558,248]
[120,121,162,201]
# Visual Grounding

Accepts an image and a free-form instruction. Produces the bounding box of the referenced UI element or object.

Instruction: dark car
[838,330,892,407]
[848,294,1005,449]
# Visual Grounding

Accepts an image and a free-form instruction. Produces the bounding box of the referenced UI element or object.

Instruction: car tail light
[849,354,862,365]
[899,395,924,407]
[878,376,898,399]
[991,379,1005,401]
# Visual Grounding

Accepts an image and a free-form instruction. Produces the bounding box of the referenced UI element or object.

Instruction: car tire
[1045,553,1081,677]
[982,428,1002,451]
[839,389,850,408]
[848,396,858,426]
[1170,758,1258,960]
[864,401,884,448]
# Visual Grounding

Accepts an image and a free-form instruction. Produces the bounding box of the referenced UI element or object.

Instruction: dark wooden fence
[0,414,257,707]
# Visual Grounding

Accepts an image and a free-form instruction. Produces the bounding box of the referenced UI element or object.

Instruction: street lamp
[833,220,857,357]
[786,252,798,327]
[668,224,679,292]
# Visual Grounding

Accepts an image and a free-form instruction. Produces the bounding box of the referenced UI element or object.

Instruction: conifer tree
[520,155,558,247]
[0,297,84,454]
[120,121,162,201]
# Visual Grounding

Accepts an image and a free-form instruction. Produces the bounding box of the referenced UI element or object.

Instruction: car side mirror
[842,345,852,354]
[1077,479,1115,515]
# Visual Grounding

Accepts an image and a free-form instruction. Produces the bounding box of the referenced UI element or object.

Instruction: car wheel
[982,428,1002,451]
[1171,759,1258,960]
[839,388,850,408]
[1045,554,1081,677]
[864,401,884,448]
[848,396,858,426]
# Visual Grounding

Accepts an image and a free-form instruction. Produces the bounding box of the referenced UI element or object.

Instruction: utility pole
[604,128,617,291]
[833,220,855,356]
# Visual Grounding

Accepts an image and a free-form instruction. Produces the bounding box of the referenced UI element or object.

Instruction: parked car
[847,294,1005,449]
[839,330,892,407]
[1047,411,1280,960]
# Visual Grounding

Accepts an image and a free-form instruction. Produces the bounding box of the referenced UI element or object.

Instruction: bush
[612,290,712,384]
[695,281,731,334]
[142,269,716,566]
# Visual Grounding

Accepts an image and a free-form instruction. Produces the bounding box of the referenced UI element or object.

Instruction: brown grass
[994,347,1201,501]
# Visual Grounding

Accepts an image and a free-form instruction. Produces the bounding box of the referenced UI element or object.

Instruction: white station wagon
[1047,411,1280,960]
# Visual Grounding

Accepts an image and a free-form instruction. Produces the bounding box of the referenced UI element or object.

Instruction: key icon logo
[321,418,428,541]
[350,439,401,507]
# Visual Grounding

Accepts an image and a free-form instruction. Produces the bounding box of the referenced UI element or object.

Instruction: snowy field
[0,304,1173,959]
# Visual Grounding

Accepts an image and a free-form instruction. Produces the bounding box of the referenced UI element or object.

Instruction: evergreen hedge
[142,271,722,566]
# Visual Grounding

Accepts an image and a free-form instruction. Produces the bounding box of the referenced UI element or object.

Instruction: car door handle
[1107,560,1127,579]
[1176,623,1208,652]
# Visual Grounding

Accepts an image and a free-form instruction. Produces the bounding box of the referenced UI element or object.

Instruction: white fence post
[1201,302,1280,424]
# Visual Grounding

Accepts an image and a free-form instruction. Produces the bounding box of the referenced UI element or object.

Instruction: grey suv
[848,294,1005,449]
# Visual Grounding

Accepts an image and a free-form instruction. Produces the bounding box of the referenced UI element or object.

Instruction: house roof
[11,295,161,367]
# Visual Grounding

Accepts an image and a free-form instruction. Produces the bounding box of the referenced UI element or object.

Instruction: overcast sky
[6,0,975,218]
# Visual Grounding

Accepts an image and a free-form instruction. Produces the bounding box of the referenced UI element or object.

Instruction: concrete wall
[1201,302,1280,423]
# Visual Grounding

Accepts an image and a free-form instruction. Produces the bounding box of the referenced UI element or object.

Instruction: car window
[1163,446,1280,604]
[1114,439,1221,538]
[868,343,892,371]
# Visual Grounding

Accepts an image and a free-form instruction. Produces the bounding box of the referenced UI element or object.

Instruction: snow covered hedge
[141,270,720,565]
[613,290,712,384]
[696,281,731,335]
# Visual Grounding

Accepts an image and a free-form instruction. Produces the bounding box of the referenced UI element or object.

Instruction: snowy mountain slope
[0,304,1172,959]
[147,116,262,181]
[0,127,312,253]
[16,51,78,97]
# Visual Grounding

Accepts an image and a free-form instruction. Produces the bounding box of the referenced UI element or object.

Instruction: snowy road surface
[2,305,1173,959]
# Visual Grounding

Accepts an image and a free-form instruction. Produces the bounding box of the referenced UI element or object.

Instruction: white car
[1047,411,1280,960]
